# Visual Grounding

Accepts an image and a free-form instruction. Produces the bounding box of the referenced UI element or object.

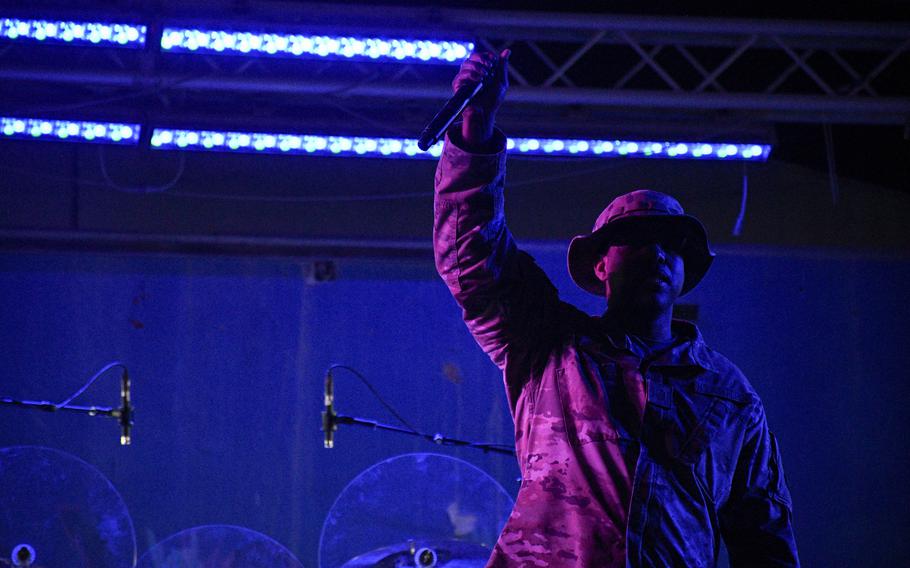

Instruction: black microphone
[417,79,486,151]
[322,368,336,448]
[118,368,132,445]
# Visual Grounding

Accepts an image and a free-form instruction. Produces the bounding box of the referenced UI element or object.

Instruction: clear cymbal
[136,524,304,568]
[0,445,136,568]
[319,453,514,568]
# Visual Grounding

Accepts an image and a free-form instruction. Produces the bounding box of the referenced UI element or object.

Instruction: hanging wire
[55,361,126,409]
[327,364,419,433]
[27,70,218,115]
[324,98,414,137]
[166,189,429,203]
[326,364,514,452]
[823,123,840,206]
[732,161,748,237]
[98,146,187,194]
[165,157,630,203]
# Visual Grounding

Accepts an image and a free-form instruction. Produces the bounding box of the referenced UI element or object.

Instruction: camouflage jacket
[433,130,799,567]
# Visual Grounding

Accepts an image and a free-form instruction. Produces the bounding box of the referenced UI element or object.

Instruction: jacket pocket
[553,365,623,446]
[665,376,751,464]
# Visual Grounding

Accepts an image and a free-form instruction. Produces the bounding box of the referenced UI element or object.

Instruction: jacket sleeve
[720,406,800,567]
[433,127,563,372]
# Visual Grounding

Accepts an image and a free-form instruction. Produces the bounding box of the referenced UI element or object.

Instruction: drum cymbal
[319,453,513,568]
[0,445,136,568]
[136,524,303,568]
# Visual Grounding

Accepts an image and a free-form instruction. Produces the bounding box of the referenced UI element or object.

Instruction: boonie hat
[567,189,715,296]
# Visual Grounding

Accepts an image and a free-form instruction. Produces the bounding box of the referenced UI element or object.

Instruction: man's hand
[453,49,510,151]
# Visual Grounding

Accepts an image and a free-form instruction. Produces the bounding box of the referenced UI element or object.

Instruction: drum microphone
[322,368,336,448]
[118,368,132,445]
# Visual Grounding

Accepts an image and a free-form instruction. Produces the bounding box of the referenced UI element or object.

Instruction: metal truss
[0,3,908,129]
[466,10,910,123]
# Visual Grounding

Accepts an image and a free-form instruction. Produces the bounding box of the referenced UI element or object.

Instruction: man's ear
[593,256,608,283]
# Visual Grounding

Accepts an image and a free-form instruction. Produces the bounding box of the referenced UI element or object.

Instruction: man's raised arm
[433,50,563,371]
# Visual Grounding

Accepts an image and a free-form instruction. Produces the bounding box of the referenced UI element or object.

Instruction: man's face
[593,222,686,314]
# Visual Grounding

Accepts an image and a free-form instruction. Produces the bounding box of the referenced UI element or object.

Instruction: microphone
[322,368,336,448]
[118,368,132,445]
[417,79,486,151]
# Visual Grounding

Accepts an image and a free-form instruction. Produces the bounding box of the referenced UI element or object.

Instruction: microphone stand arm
[334,412,515,456]
[1,397,121,419]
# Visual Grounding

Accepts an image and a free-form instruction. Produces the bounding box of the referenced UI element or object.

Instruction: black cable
[328,364,419,433]
[55,361,126,409]
[732,161,748,237]
[823,123,840,206]
[98,146,187,194]
[327,364,516,454]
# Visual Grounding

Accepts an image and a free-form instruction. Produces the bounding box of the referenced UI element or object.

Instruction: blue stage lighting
[150,128,771,161]
[150,128,444,158]
[508,137,769,160]
[159,27,473,63]
[0,18,146,47]
[0,117,141,144]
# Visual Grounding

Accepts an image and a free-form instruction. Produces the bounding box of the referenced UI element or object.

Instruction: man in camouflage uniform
[433,51,799,567]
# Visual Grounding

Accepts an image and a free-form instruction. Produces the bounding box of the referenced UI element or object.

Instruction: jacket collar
[587,314,718,373]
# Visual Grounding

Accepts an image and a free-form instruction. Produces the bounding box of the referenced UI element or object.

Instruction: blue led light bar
[160,27,473,63]
[506,137,771,160]
[0,18,146,47]
[150,128,770,161]
[150,128,441,157]
[0,117,141,145]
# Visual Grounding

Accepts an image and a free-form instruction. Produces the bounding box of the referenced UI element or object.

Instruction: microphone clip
[116,369,133,446]
[322,404,337,449]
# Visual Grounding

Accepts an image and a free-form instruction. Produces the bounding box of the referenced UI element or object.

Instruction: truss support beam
[1,5,907,129]
[2,67,907,125]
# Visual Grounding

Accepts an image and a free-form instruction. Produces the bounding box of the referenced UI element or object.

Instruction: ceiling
[1,0,906,192]
[0,0,908,255]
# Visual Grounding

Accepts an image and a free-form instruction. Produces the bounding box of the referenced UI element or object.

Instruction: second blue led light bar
[160,27,473,63]
[149,128,770,161]
[0,117,769,161]
[506,137,769,160]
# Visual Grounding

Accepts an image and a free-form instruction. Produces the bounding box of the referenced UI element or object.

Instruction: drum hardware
[322,364,514,456]
[0,446,136,568]
[0,362,133,445]
[320,453,515,568]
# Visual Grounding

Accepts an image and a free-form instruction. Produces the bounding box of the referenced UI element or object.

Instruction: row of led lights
[506,137,765,159]
[0,117,139,143]
[151,129,443,157]
[0,17,473,63]
[151,129,768,159]
[0,118,771,160]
